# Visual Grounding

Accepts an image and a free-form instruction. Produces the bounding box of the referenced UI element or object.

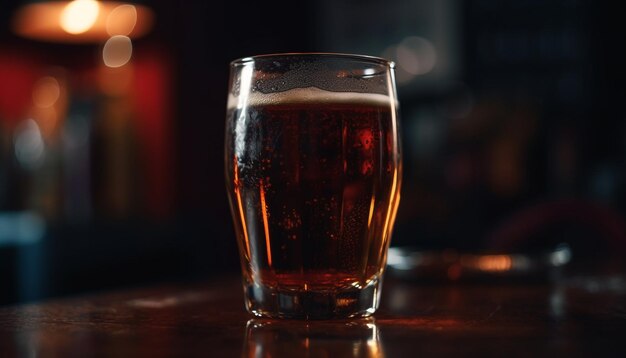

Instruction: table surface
[1,275,625,357]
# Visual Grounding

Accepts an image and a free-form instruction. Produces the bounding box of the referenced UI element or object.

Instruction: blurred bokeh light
[60,0,100,35]
[12,0,153,43]
[102,35,132,67]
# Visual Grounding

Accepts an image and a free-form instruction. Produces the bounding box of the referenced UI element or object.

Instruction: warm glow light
[102,35,133,68]
[32,77,60,108]
[60,0,100,35]
[476,255,513,272]
[13,1,154,43]
[106,4,137,36]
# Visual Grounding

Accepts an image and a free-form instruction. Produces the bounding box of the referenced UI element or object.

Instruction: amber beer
[225,86,401,318]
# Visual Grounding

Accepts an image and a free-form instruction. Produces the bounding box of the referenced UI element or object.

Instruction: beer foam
[227,87,394,110]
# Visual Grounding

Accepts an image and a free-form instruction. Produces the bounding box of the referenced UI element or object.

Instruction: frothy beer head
[227,87,394,110]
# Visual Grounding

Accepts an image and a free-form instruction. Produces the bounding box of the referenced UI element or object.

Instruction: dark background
[1,0,625,305]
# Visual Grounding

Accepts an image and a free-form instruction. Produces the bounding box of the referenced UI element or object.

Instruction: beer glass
[225,53,401,319]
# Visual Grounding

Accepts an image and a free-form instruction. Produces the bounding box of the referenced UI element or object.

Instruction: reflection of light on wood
[476,255,512,272]
[259,179,273,267]
[376,317,461,328]
[60,0,100,34]
[233,159,251,260]
[367,323,382,357]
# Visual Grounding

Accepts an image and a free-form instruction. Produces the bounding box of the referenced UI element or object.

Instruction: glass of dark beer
[225,53,401,319]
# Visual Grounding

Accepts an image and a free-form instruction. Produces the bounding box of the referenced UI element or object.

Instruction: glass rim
[230,52,395,69]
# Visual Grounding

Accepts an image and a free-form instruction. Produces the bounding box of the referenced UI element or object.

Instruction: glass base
[243,276,382,319]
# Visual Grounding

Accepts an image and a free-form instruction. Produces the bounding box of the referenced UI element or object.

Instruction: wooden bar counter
[1,275,625,357]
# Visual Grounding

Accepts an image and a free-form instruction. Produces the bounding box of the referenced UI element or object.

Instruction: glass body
[225,53,402,319]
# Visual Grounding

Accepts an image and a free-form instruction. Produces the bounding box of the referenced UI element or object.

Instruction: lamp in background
[5,0,172,222]
[12,0,154,43]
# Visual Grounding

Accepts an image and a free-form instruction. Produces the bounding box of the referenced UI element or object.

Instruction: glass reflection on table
[243,318,383,358]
